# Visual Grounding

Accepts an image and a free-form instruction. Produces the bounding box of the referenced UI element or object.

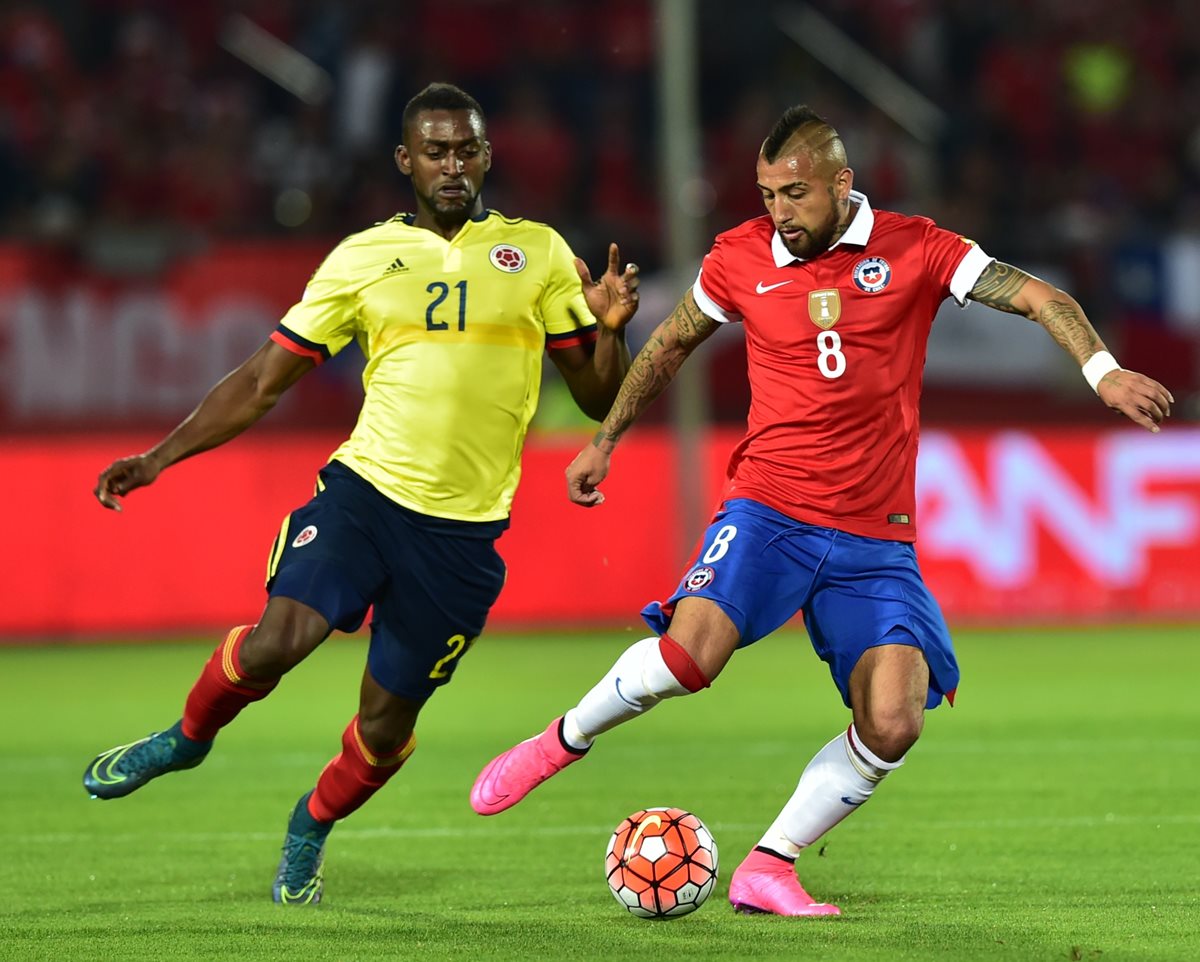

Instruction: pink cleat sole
[470,716,587,815]
[728,849,842,917]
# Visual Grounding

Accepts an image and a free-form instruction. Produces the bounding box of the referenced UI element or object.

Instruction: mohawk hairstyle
[401,83,485,144]
[761,105,838,163]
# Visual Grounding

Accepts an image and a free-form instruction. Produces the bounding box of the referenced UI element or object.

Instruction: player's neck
[412,203,484,241]
[828,198,861,248]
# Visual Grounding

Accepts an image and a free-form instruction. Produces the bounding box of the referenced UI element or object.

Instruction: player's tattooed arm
[593,290,720,450]
[968,260,1104,365]
[967,261,1173,433]
[968,261,1029,316]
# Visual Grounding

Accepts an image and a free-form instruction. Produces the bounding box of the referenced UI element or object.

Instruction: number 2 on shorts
[429,633,476,680]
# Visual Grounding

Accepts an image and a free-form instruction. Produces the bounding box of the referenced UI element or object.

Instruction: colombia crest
[852,256,892,293]
[489,244,527,273]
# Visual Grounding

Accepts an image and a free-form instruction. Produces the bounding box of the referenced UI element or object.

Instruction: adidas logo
[382,257,408,276]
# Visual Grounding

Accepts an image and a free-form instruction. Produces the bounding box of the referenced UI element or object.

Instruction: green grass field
[1,626,1197,962]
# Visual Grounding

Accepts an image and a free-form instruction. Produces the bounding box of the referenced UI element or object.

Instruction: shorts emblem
[683,566,715,591]
[292,524,318,548]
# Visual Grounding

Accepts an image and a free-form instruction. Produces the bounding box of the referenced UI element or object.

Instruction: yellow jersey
[272,210,597,522]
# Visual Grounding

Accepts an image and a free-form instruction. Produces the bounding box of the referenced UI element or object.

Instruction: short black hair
[761,105,834,163]
[401,83,485,145]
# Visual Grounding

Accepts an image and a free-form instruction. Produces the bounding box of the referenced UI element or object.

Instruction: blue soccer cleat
[83,720,212,800]
[273,791,333,906]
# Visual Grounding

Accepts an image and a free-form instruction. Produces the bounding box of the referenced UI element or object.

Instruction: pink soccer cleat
[470,716,587,815]
[728,849,842,917]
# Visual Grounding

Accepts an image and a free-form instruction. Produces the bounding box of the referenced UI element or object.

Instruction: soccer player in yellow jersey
[82,83,640,906]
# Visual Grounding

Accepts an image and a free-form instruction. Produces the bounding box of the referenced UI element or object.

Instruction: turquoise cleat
[82,720,212,800]
[272,791,333,906]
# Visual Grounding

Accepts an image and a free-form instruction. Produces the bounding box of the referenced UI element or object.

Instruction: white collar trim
[771,190,874,266]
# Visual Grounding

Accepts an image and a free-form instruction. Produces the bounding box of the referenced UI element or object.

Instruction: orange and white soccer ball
[604,807,718,919]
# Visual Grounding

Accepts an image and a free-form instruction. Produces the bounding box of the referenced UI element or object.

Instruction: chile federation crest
[852,256,892,293]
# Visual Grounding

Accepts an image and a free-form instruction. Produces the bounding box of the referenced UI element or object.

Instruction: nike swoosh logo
[89,744,135,786]
[625,813,663,858]
[614,677,640,709]
[841,796,865,806]
[755,280,793,294]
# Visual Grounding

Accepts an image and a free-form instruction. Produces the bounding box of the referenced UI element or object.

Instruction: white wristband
[1082,351,1120,393]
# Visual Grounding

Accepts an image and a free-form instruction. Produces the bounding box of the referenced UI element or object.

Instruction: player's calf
[470,635,710,816]
[563,634,710,747]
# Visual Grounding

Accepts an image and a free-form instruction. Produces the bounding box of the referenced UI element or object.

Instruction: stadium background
[2,0,1198,637]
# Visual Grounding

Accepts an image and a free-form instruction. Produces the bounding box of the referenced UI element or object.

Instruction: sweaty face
[397,110,491,226]
[756,150,849,260]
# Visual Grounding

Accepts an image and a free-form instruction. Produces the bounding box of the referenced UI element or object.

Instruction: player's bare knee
[857,708,923,762]
[665,598,739,682]
[242,604,328,676]
[357,701,421,755]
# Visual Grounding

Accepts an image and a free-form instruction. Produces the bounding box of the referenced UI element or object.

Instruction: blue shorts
[265,461,507,701]
[642,498,958,709]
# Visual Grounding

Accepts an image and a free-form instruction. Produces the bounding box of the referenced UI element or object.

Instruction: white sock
[756,724,904,858]
[561,637,691,749]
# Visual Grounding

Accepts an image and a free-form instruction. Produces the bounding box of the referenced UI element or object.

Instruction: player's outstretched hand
[1097,369,1174,433]
[95,453,161,511]
[577,243,639,332]
[566,441,611,508]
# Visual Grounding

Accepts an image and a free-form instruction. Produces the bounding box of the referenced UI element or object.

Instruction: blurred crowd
[2,0,1199,391]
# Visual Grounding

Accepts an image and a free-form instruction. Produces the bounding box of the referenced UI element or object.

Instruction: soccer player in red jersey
[471,105,1173,916]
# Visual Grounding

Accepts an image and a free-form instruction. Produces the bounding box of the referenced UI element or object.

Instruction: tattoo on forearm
[595,297,716,445]
[971,262,1103,364]
[1037,299,1102,362]
[970,262,1029,314]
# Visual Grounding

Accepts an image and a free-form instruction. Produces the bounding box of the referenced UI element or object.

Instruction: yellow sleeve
[276,240,359,358]
[538,229,595,339]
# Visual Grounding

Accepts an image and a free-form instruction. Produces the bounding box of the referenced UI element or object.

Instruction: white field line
[14,737,1200,774]
[12,812,1200,846]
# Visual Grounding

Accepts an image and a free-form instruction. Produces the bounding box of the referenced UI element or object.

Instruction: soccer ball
[604,807,719,919]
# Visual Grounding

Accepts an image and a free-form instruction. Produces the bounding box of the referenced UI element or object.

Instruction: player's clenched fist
[94,454,161,511]
[566,442,611,507]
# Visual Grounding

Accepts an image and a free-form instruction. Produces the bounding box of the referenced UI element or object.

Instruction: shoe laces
[120,732,180,777]
[280,833,325,889]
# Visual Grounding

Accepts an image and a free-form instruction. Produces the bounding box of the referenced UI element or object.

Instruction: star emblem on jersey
[683,566,715,591]
[755,280,793,294]
[808,290,841,330]
[852,256,892,293]
[489,244,527,273]
[291,525,318,548]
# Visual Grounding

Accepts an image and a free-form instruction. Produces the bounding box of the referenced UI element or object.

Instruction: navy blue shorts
[642,498,958,709]
[265,461,507,701]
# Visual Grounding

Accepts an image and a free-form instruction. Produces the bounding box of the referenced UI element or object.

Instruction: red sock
[181,625,279,741]
[659,633,711,692]
[308,716,415,823]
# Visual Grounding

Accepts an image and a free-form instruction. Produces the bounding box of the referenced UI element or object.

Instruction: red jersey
[694,191,992,542]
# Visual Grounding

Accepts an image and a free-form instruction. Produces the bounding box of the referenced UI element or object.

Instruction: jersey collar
[400,208,493,226]
[771,190,873,266]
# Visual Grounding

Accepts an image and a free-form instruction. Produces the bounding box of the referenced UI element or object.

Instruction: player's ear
[395,144,412,176]
[482,140,492,173]
[835,166,854,201]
